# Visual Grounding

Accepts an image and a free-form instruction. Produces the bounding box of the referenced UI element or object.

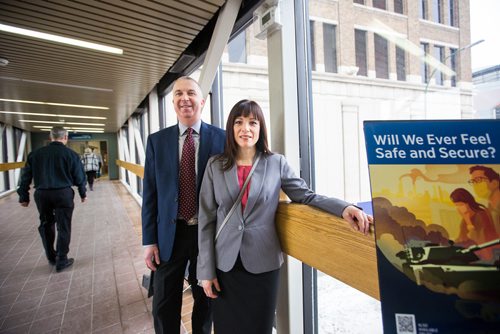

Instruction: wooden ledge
[276,202,379,300]
[0,162,25,172]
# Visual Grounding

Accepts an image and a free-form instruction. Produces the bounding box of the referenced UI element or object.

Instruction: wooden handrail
[116,159,144,178]
[276,202,379,300]
[0,161,25,172]
[115,159,379,299]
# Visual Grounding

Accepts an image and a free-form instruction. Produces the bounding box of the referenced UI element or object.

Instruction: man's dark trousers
[152,223,212,334]
[34,188,74,262]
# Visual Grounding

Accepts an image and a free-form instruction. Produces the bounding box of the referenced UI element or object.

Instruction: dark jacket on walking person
[17,126,86,272]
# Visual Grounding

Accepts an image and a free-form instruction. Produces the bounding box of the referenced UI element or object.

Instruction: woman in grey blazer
[197,100,373,334]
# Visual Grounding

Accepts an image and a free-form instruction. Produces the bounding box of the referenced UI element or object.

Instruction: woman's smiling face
[233,115,260,149]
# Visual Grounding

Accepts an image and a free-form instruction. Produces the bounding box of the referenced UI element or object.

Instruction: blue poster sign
[364,120,500,334]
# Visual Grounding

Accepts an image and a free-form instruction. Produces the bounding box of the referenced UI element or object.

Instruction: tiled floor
[0,180,194,334]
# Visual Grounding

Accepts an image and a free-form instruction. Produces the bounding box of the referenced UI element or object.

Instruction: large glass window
[374,34,389,79]
[323,23,338,73]
[355,29,367,76]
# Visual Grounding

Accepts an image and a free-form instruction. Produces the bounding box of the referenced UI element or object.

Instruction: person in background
[142,76,225,334]
[17,126,86,272]
[81,147,99,190]
[93,148,103,179]
[197,100,373,334]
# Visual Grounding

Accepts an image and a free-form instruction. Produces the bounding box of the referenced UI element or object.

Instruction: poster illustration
[364,120,499,334]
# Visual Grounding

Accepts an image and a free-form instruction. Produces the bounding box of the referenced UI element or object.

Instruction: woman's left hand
[202,278,221,299]
[342,205,374,235]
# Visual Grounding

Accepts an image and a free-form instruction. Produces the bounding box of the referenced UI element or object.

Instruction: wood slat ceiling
[0,0,226,133]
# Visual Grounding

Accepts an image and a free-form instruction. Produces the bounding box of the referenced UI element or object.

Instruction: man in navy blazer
[142,76,225,334]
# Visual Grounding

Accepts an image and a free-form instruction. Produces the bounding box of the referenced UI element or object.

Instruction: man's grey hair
[50,126,68,140]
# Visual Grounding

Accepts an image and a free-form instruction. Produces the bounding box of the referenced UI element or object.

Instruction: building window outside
[323,23,338,73]
[394,0,404,14]
[450,47,457,87]
[374,34,389,79]
[432,0,442,24]
[434,45,444,85]
[355,29,367,76]
[396,46,406,81]
[448,0,456,26]
[421,42,429,83]
[228,30,247,63]
[310,20,316,71]
[419,0,427,19]
[373,0,386,10]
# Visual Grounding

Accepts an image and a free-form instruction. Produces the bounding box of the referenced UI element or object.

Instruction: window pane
[228,30,247,63]
[448,0,456,26]
[396,46,406,81]
[353,0,364,4]
[394,0,404,14]
[355,29,367,76]
[421,43,429,83]
[432,0,442,23]
[374,34,388,79]
[419,0,427,19]
[323,23,337,73]
[450,47,457,87]
[310,20,316,71]
[434,45,444,85]
[373,0,386,10]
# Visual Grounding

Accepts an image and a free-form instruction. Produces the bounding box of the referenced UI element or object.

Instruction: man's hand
[81,197,87,203]
[20,202,29,207]
[342,205,374,235]
[144,245,160,271]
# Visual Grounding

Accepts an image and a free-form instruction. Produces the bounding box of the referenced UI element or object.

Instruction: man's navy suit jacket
[141,121,225,262]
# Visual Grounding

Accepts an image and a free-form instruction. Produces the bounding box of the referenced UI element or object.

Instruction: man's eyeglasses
[467,177,489,185]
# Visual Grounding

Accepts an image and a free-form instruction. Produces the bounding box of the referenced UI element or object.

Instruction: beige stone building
[220,0,472,204]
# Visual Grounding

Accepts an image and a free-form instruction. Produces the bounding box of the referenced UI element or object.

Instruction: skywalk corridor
[0,181,171,333]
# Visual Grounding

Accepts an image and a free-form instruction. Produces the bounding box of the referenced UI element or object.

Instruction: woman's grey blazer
[197,153,351,280]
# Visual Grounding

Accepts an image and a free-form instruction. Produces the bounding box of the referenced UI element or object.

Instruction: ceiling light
[0,58,8,66]
[19,120,105,126]
[0,76,113,92]
[39,128,105,133]
[0,111,106,119]
[0,23,123,55]
[34,126,105,131]
[0,98,108,110]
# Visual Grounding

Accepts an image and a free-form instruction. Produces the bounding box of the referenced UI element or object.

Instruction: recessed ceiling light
[0,98,108,110]
[0,23,123,55]
[33,126,105,131]
[0,111,106,119]
[19,120,105,126]
[0,76,113,92]
[0,58,8,66]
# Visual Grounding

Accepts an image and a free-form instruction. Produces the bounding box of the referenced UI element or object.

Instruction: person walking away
[81,147,99,190]
[142,76,225,334]
[17,126,87,272]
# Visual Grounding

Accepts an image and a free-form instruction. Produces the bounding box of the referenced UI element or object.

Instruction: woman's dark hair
[217,99,272,170]
[450,188,486,212]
